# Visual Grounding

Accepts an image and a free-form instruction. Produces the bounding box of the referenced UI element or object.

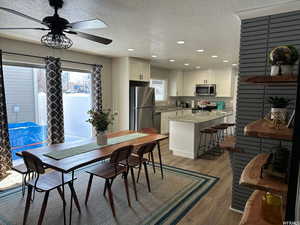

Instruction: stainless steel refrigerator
[129,86,155,130]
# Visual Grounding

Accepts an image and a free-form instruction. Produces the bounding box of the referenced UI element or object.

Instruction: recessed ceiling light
[152,55,157,58]
[128,48,135,51]
[169,59,175,62]
[195,66,201,69]
[177,40,185,45]
[223,60,229,63]
[196,49,204,53]
[184,63,189,66]
[232,63,237,66]
[211,55,218,58]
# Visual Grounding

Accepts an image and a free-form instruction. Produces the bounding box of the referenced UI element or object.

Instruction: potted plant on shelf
[269,45,299,76]
[87,109,115,145]
[268,96,291,122]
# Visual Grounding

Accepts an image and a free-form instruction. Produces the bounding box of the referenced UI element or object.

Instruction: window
[3,65,92,161]
[150,79,166,101]
[62,71,92,141]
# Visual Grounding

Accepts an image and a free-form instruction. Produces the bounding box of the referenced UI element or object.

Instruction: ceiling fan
[0,0,112,49]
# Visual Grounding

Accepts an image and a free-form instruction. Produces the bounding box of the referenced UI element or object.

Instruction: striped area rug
[0,163,218,225]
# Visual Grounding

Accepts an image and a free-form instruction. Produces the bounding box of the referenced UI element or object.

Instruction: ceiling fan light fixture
[41,32,73,49]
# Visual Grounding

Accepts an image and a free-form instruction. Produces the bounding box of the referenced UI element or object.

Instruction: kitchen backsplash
[169,96,233,109]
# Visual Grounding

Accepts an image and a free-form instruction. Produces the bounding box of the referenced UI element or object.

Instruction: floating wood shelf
[239,190,275,225]
[244,119,293,141]
[240,154,288,194]
[219,136,242,153]
[241,74,297,84]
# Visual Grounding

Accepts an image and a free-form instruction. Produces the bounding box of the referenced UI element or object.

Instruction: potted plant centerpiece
[269,45,299,76]
[87,109,115,145]
[268,96,291,122]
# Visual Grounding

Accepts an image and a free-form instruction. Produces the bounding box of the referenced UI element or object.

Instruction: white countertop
[169,111,233,123]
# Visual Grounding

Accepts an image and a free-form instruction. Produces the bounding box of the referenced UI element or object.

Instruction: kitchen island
[169,111,233,159]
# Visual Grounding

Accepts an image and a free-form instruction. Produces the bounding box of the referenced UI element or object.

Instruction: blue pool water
[9,122,87,160]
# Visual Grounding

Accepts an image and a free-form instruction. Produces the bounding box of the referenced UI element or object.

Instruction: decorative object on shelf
[261,192,283,224]
[269,45,299,76]
[267,96,291,123]
[87,109,115,145]
[287,110,295,128]
[261,145,289,183]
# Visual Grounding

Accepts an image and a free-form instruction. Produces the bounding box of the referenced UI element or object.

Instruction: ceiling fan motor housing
[42,15,70,35]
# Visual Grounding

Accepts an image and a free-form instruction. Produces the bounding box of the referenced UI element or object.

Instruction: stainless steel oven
[195,84,216,96]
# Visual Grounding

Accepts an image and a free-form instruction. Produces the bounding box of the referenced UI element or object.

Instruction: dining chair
[22,151,81,225]
[85,145,133,217]
[121,142,157,201]
[139,128,163,175]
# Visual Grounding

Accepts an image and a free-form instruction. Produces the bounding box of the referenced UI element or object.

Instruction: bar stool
[220,123,236,136]
[198,128,218,157]
[211,125,229,154]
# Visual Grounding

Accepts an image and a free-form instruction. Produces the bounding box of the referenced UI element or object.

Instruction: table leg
[61,172,66,225]
[69,171,75,225]
[157,141,164,179]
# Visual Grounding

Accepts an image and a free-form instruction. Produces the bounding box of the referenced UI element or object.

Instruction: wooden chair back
[110,145,133,175]
[136,142,157,157]
[22,151,45,174]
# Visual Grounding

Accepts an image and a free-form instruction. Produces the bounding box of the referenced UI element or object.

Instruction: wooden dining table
[16,130,168,225]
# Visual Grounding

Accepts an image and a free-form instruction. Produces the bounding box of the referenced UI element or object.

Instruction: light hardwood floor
[156,139,242,225]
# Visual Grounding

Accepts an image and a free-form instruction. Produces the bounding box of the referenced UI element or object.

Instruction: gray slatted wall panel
[232,11,299,211]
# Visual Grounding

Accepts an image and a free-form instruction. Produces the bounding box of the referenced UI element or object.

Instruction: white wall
[0,37,113,111]
[112,57,130,131]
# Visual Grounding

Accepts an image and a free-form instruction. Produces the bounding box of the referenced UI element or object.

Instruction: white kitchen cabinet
[169,70,183,96]
[183,71,197,96]
[197,69,215,84]
[129,58,150,82]
[214,67,233,97]
[160,110,177,134]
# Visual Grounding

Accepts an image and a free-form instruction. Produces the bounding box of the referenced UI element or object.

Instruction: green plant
[87,109,115,133]
[268,96,291,108]
[269,45,299,65]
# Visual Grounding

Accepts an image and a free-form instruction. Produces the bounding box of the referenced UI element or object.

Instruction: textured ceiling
[0,0,298,69]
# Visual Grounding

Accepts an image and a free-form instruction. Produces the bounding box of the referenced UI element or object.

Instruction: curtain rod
[2,50,100,67]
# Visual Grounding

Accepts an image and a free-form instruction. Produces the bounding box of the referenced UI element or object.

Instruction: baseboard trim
[229,206,244,214]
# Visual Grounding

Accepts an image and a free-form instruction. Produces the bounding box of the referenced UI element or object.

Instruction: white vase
[271,108,287,121]
[280,65,293,75]
[271,65,279,76]
[96,132,108,145]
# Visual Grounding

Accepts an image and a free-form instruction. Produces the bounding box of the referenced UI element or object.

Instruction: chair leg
[57,187,66,205]
[85,174,94,205]
[107,179,116,217]
[23,186,33,225]
[130,167,138,201]
[136,162,142,183]
[150,151,156,174]
[103,179,107,196]
[123,172,131,207]
[157,141,164,179]
[143,161,151,192]
[37,191,49,225]
[68,183,81,213]
[21,174,25,197]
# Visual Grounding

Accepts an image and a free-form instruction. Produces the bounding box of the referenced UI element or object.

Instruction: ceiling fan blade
[0,7,47,26]
[66,30,112,45]
[0,27,49,30]
[68,19,107,30]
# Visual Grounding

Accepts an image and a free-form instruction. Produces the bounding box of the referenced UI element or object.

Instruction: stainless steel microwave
[195,84,216,96]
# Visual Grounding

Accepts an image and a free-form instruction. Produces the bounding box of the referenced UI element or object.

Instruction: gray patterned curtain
[45,57,64,145]
[91,64,103,112]
[0,50,12,179]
